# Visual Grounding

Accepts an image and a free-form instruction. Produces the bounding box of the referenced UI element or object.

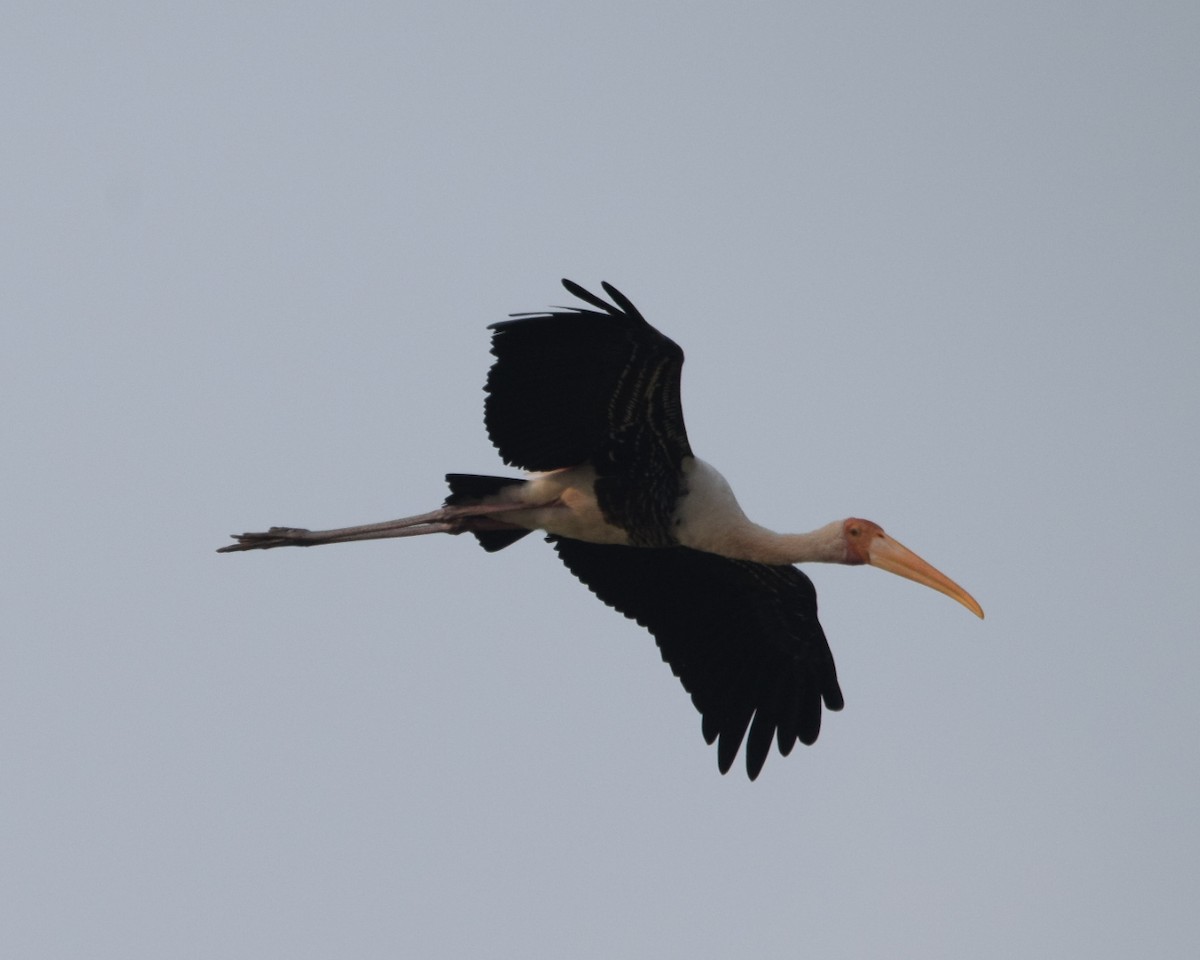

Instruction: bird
[220,279,983,779]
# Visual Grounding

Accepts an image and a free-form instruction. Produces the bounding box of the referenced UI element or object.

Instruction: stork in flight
[220,280,983,779]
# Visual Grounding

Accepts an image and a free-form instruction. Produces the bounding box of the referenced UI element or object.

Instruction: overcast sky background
[4,3,1198,958]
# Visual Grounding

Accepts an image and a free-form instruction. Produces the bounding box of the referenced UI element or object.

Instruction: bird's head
[841,517,984,618]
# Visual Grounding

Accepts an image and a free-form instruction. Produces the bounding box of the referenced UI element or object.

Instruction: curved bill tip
[867,533,984,619]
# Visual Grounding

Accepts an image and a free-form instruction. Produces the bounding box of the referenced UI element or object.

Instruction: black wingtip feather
[745,709,777,780]
[717,718,750,775]
[599,281,644,320]
[797,694,823,746]
[561,278,619,314]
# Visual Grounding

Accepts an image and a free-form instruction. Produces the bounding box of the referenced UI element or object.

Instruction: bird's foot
[217,527,317,552]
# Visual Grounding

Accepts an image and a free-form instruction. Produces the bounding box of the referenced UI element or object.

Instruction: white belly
[503,465,632,545]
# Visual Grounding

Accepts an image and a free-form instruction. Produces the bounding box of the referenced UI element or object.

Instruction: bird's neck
[675,460,852,566]
[721,519,851,566]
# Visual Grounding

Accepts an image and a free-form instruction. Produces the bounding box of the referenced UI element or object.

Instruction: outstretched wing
[486,280,692,546]
[550,537,845,780]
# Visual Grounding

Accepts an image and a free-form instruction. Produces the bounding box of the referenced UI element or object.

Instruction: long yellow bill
[867,532,984,619]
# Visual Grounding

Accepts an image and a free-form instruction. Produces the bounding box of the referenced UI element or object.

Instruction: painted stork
[220,280,983,779]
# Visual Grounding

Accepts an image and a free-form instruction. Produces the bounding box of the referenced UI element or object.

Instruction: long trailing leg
[217,501,541,553]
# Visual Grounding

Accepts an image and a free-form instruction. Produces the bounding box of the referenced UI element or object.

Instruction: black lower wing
[550,537,844,780]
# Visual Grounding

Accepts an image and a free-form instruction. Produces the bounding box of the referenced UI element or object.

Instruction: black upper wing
[486,280,692,546]
[550,537,845,780]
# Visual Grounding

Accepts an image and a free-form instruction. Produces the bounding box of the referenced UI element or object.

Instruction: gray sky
[4,3,1198,958]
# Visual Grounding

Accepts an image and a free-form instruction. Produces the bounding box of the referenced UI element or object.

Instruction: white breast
[673,458,761,555]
